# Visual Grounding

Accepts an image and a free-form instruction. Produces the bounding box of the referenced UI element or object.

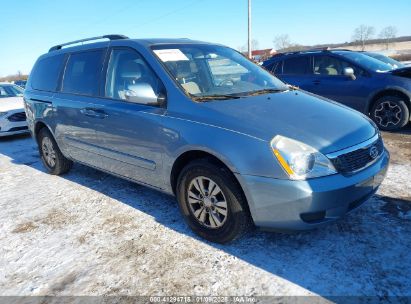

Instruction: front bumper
[0,118,29,137]
[236,149,389,231]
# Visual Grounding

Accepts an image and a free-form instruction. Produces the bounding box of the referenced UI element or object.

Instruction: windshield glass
[336,51,394,72]
[364,52,405,69]
[0,84,24,98]
[152,44,288,100]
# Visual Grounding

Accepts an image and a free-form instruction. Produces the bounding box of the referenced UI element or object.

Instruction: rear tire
[176,159,251,243]
[38,128,72,175]
[370,96,409,131]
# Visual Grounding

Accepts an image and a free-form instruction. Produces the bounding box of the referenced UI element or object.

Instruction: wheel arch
[34,121,52,143]
[367,88,411,116]
[170,149,253,222]
[170,150,236,195]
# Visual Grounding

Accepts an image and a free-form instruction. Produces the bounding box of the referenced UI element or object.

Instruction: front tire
[38,128,73,175]
[370,96,409,131]
[176,159,251,243]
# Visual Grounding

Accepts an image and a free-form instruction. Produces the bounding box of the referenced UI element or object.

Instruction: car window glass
[105,49,164,102]
[0,86,7,97]
[314,55,344,75]
[30,55,65,92]
[152,45,287,98]
[314,55,365,76]
[283,57,311,75]
[207,57,249,86]
[62,50,105,96]
[273,61,282,74]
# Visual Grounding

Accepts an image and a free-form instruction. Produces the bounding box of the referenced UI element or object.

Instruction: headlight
[271,135,337,180]
[0,112,8,117]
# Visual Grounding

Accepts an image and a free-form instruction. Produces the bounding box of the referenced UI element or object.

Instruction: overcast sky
[1,0,410,76]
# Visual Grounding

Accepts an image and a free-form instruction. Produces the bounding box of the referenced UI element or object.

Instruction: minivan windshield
[335,51,394,72]
[152,44,288,101]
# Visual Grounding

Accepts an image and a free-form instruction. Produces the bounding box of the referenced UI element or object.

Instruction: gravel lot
[0,127,410,299]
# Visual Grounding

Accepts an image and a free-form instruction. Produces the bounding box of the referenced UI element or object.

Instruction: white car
[0,83,29,137]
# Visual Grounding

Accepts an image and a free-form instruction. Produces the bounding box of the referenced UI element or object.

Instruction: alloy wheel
[187,176,228,229]
[374,100,403,128]
[41,137,56,168]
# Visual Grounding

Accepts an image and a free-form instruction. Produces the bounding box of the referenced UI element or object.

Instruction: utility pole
[248,0,252,58]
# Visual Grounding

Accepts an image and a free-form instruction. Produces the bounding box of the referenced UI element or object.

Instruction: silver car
[24,36,389,243]
[0,83,29,137]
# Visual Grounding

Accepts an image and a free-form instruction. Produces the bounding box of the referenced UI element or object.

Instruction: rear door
[272,55,314,89]
[53,49,107,168]
[90,47,167,188]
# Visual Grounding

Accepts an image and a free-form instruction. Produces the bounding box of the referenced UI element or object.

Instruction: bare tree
[251,39,259,50]
[273,34,291,51]
[379,26,397,50]
[238,39,259,54]
[352,25,375,51]
[237,45,247,53]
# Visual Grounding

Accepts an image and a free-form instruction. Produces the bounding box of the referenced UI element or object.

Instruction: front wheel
[370,96,410,131]
[176,159,251,243]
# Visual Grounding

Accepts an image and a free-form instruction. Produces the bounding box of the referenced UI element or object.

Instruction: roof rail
[273,47,354,58]
[49,34,129,52]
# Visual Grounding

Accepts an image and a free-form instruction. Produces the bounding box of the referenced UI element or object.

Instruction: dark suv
[263,50,411,131]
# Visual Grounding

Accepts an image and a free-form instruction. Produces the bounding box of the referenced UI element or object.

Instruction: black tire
[37,128,73,175]
[370,96,410,131]
[176,159,251,243]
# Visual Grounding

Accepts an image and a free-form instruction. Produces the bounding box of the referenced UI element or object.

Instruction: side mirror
[124,82,166,106]
[343,67,356,80]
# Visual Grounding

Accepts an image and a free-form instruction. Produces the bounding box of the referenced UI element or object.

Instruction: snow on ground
[0,131,410,299]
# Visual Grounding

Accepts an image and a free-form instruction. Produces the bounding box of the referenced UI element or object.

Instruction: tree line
[272,25,399,52]
[0,71,28,83]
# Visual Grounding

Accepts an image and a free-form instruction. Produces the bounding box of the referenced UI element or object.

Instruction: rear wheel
[38,128,73,175]
[176,159,251,243]
[370,96,409,131]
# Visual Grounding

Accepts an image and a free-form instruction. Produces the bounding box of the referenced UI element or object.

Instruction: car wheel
[176,159,251,243]
[371,96,410,131]
[38,128,73,175]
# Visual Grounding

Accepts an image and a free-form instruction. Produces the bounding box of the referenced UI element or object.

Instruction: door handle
[312,80,321,85]
[80,108,108,119]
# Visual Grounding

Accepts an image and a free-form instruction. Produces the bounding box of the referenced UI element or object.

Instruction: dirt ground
[0,127,410,299]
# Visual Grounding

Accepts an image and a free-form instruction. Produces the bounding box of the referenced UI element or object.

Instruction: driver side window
[105,49,164,103]
[314,55,365,76]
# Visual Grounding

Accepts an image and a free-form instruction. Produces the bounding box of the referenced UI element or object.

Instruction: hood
[0,97,24,112]
[184,90,376,154]
[389,66,411,79]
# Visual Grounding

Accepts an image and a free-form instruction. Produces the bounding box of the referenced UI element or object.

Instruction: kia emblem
[369,146,379,159]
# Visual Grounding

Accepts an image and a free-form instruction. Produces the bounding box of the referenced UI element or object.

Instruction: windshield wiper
[236,88,287,96]
[191,94,242,101]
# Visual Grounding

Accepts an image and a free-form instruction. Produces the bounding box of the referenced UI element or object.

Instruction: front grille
[330,137,384,175]
[7,112,27,122]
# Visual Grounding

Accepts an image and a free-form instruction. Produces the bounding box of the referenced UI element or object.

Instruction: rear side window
[30,55,65,92]
[62,49,105,96]
[283,56,311,75]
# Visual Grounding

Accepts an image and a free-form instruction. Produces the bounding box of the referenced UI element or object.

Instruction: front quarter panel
[161,113,289,191]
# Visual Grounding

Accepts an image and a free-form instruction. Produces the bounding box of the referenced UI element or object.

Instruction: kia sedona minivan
[24,35,389,243]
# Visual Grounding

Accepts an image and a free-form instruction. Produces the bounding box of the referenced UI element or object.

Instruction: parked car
[263,49,411,131]
[0,83,29,137]
[362,52,405,69]
[14,80,27,89]
[25,35,389,243]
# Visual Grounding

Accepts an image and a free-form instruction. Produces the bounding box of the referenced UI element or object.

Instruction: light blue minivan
[24,35,389,243]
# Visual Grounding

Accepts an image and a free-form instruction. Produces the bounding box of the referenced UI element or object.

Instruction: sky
[1,0,410,77]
